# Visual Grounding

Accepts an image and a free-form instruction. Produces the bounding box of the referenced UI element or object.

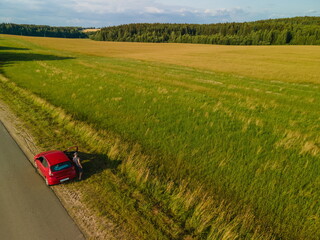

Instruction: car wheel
[34,162,40,174]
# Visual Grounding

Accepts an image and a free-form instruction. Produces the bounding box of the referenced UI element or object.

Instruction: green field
[1,34,320,239]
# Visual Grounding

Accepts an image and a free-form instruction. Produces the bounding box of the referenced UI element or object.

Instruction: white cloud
[1,0,315,27]
[145,7,164,14]
[69,0,154,13]
[0,17,13,23]
[1,0,44,11]
[306,9,319,15]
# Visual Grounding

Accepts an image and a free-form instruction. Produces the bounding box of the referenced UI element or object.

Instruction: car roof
[41,150,70,165]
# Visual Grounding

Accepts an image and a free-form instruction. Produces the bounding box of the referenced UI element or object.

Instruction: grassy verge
[1,35,319,239]
[0,75,190,239]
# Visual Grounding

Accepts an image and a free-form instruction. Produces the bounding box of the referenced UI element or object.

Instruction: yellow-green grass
[1,34,320,239]
[4,34,320,84]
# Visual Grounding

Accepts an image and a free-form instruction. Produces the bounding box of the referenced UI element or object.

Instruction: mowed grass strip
[1,35,320,239]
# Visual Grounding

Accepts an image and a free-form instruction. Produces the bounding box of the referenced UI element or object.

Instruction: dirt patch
[82,29,101,33]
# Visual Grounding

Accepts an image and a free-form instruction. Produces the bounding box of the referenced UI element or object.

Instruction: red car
[34,147,78,185]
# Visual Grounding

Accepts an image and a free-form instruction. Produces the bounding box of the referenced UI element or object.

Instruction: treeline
[91,17,320,45]
[0,23,88,38]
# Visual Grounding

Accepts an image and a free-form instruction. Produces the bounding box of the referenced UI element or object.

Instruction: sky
[0,0,319,27]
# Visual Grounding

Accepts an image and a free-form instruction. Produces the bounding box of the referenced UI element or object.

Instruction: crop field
[0,34,320,239]
[9,35,320,84]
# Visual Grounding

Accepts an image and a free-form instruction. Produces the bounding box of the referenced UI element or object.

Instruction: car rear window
[51,162,72,172]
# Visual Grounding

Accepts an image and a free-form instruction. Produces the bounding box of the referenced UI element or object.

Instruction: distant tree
[91,17,320,45]
[0,23,88,38]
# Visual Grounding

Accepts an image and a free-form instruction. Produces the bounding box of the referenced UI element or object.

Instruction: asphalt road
[0,121,84,240]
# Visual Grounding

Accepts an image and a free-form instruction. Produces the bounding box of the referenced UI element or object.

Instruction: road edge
[0,99,87,239]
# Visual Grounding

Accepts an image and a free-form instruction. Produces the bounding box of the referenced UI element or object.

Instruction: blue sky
[0,0,319,27]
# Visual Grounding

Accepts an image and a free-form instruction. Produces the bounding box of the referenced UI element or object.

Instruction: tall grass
[1,35,319,239]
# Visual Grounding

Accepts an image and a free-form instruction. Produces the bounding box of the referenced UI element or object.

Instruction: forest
[91,17,320,45]
[1,17,320,44]
[0,23,88,38]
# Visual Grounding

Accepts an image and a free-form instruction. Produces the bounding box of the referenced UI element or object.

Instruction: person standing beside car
[73,152,83,180]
